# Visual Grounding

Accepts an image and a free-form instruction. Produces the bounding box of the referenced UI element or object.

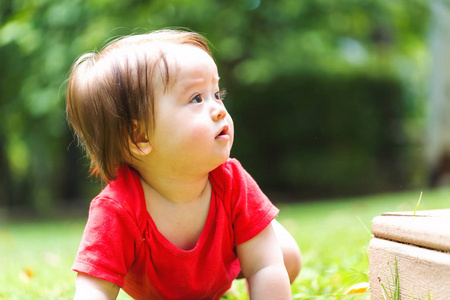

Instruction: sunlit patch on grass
[19,267,35,284]
[44,252,62,267]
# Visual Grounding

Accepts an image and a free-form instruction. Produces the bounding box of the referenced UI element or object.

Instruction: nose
[212,101,227,121]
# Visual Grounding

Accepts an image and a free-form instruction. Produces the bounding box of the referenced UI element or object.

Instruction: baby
[67,29,301,300]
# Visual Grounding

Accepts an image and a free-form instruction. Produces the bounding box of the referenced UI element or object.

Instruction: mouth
[216,125,230,138]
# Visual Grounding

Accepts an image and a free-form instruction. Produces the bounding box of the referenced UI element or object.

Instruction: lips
[216,124,230,139]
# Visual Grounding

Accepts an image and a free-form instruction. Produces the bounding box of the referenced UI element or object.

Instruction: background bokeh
[0,0,443,213]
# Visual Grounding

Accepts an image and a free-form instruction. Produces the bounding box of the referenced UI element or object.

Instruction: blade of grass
[380,280,391,300]
[393,258,399,299]
[413,191,423,216]
[356,215,373,237]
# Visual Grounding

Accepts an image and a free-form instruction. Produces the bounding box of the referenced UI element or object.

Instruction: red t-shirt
[72,158,279,300]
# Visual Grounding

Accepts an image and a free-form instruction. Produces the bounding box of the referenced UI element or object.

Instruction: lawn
[1,187,449,299]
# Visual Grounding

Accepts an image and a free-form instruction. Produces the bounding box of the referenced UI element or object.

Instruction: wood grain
[369,237,450,299]
[372,209,450,252]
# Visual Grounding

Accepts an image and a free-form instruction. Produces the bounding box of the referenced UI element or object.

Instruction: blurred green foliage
[0,0,430,210]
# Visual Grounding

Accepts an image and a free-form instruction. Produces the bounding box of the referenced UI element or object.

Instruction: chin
[211,153,231,169]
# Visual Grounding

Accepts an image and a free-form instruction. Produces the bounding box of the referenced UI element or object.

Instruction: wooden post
[369,209,450,299]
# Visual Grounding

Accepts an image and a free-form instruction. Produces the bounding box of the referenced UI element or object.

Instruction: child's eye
[190,94,203,103]
[215,89,227,101]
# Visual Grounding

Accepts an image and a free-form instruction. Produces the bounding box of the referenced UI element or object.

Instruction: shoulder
[81,167,145,248]
[100,165,141,202]
[221,157,245,171]
[210,159,279,245]
[210,158,246,183]
[92,165,147,231]
[210,158,263,191]
[209,158,265,206]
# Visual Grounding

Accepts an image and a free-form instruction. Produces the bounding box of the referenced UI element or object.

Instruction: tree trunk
[427,0,450,186]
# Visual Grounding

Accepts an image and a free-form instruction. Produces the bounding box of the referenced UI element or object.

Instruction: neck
[137,164,210,204]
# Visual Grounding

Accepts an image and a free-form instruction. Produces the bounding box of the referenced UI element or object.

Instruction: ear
[129,121,152,156]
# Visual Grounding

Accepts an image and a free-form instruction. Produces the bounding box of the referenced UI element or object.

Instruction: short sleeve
[72,197,142,287]
[220,159,279,245]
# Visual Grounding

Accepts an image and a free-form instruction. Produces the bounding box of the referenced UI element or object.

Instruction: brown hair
[66,29,212,182]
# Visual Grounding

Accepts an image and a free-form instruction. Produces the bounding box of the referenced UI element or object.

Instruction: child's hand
[236,224,292,299]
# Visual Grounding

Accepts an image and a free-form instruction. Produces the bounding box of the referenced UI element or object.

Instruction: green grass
[1,187,449,299]
[380,257,399,300]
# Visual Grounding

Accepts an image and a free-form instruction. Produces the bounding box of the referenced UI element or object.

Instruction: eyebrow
[179,76,221,95]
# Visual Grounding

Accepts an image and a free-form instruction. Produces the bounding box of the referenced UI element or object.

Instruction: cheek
[177,121,211,146]
[227,115,235,146]
[227,115,234,131]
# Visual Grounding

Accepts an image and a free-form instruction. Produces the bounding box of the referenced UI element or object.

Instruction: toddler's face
[149,44,234,172]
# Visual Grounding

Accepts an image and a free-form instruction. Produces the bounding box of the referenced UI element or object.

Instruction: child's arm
[74,273,120,300]
[236,223,292,299]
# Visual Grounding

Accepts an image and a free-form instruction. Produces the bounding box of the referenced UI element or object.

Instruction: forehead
[164,44,219,84]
